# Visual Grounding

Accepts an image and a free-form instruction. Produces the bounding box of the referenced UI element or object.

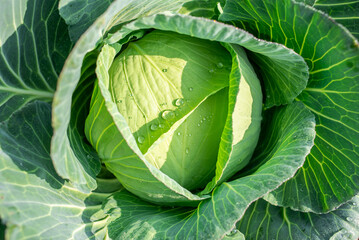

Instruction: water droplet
[203,117,206,121]
[161,110,175,120]
[137,136,145,144]
[209,69,214,73]
[117,99,123,103]
[150,124,158,131]
[267,95,271,99]
[200,120,203,123]
[197,123,201,127]
[158,123,164,129]
[189,133,192,136]
[185,148,189,154]
[177,132,181,136]
[353,202,357,206]
[162,68,167,72]
[217,62,224,68]
[226,229,238,236]
[174,98,184,107]
[347,217,353,221]
[86,154,91,159]
[188,87,193,92]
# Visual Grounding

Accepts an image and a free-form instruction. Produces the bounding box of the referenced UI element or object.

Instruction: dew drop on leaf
[226,229,238,236]
[209,69,214,73]
[150,124,158,131]
[188,87,193,92]
[217,62,224,68]
[177,132,181,136]
[174,98,184,107]
[162,68,167,72]
[137,136,145,144]
[185,148,189,154]
[161,110,175,120]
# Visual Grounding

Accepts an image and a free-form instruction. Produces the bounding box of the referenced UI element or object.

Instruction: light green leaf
[0,0,72,122]
[220,0,359,213]
[237,196,359,240]
[0,101,120,239]
[52,0,193,193]
[0,0,27,46]
[313,0,359,39]
[201,44,262,194]
[103,102,315,239]
[59,0,114,42]
[88,44,208,206]
[107,12,309,109]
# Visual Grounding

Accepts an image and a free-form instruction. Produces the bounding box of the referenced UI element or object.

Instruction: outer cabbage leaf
[0,101,121,239]
[237,196,359,240]
[59,0,114,42]
[220,0,359,213]
[294,0,359,39]
[100,102,315,239]
[313,0,359,39]
[0,0,72,122]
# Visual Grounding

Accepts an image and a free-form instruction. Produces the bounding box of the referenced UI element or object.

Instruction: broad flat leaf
[102,102,315,239]
[59,0,114,42]
[314,0,359,39]
[220,0,359,213]
[0,101,120,239]
[0,0,72,122]
[107,12,309,109]
[237,196,359,240]
[52,0,194,193]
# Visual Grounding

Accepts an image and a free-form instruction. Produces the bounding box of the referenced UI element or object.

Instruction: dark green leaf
[220,0,359,213]
[59,0,114,42]
[0,220,5,240]
[314,0,359,39]
[0,101,119,239]
[0,0,72,122]
[238,196,359,240]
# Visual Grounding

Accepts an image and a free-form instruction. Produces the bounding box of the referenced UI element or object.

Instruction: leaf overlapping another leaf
[0,0,72,122]
[221,0,359,213]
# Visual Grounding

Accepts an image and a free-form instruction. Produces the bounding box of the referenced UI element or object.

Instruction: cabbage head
[0,0,358,239]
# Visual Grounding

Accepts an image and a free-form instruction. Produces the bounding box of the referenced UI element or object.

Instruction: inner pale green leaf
[108,30,231,153]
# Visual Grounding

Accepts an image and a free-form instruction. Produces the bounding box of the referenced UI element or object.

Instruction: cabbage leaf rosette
[0,0,358,239]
